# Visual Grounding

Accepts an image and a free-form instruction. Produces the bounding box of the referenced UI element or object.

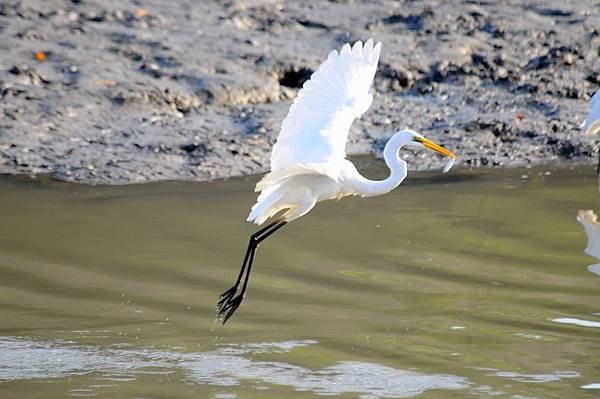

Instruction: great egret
[217,39,456,323]
[583,90,600,174]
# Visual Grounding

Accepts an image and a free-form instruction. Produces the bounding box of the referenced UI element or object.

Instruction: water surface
[0,159,599,398]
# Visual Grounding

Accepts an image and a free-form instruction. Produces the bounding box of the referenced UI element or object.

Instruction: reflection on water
[582,383,600,389]
[476,368,579,383]
[0,336,172,381]
[545,210,600,330]
[577,210,600,277]
[552,318,600,328]
[588,264,600,276]
[561,208,600,399]
[0,337,468,397]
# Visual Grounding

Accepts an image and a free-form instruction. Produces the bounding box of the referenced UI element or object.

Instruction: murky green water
[0,159,599,398]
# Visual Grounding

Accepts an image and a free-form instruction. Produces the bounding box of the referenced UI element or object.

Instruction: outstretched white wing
[584,91,600,135]
[267,39,381,182]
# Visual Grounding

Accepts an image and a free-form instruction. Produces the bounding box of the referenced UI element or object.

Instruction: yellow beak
[414,137,456,158]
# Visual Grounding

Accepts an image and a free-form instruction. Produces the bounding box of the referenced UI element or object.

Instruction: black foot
[218,285,238,308]
[217,293,244,324]
[217,219,286,325]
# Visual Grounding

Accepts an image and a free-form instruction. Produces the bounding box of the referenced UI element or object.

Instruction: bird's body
[247,133,412,225]
[217,39,456,323]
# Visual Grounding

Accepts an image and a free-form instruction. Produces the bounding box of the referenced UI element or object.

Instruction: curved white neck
[354,133,408,197]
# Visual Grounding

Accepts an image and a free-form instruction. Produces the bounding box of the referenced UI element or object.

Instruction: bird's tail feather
[247,189,285,225]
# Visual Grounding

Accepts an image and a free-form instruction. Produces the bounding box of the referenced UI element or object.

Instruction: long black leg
[596,147,599,176]
[239,221,286,295]
[217,218,287,323]
[217,218,282,307]
[217,219,286,323]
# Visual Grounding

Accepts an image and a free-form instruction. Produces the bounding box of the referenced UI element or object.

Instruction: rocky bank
[0,0,598,184]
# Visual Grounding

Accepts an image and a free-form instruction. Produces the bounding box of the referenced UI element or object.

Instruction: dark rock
[279,67,313,88]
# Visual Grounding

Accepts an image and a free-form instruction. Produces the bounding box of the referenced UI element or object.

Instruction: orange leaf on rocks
[34,51,47,61]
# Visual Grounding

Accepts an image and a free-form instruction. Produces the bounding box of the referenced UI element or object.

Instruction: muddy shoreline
[0,0,598,184]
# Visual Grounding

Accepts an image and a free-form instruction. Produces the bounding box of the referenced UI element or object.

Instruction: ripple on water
[68,389,97,397]
[551,317,600,328]
[1,167,599,399]
[476,368,580,383]
[0,337,468,398]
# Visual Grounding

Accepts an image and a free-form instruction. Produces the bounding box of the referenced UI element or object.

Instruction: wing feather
[266,39,382,184]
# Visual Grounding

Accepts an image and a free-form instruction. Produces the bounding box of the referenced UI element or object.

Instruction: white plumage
[219,39,456,323]
[584,90,600,135]
[247,39,455,226]
[248,40,381,225]
[270,40,381,173]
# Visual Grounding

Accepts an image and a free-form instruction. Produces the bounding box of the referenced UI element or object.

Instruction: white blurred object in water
[577,210,600,258]
[576,210,600,277]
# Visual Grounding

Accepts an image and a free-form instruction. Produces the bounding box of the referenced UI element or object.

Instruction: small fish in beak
[443,157,455,173]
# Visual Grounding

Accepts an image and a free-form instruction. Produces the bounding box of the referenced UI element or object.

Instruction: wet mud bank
[0,0,598,184]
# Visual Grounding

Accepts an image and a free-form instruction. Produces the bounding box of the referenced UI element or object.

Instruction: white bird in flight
[217,39,456,323]
[582,90,600,173]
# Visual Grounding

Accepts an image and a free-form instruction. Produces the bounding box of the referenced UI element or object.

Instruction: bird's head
[395,129,456,158]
